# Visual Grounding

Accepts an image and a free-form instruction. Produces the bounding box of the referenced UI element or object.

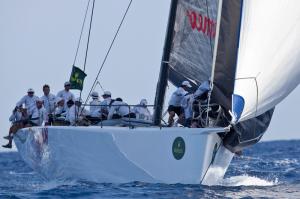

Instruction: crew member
[108,98,135,120]
[56,81,75,110]
[30,98,48,126]
[89,91,101,117]
[2,107,28,149]
[167,81,192,126]
[132,99,152,121]
[41,84,56,114]
[99,91,112,119]
[16,88,39,116]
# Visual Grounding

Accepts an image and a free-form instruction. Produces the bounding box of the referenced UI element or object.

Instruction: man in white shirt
[181,93,194,127]
[54,97,66,116]
[99,91,112,119]
[89,91,101,117]
[56,81,75,110]
[132,99,152,121]
[108,98,135,120]
[65,98,89,125]
[16,88,39,116]
[30,98,48,126]
[167,80,192,127]
[2,107,28,148]
[41,84,56,114]
[194,80,210,100]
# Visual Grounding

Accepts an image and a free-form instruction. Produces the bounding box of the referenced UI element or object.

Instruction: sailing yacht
[14,0,300,185]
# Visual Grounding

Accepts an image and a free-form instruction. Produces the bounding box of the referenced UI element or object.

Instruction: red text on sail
[186,10,216,38]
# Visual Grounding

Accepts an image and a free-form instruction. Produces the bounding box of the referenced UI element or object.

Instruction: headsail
[214,0,300,152]
[233,0,300,122]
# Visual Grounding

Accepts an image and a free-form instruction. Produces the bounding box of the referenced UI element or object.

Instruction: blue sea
[1,140,300,199]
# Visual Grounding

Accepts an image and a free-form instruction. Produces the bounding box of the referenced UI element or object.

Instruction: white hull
[14,126,233,184]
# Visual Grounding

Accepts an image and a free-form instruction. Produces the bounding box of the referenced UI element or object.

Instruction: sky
[0,0,299,151]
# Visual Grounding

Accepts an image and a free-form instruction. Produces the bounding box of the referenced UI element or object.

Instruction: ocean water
[0,140,299,199]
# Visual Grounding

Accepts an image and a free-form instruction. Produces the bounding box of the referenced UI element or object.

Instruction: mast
[153,0,179,126]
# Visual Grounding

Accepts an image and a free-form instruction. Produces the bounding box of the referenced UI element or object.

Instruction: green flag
[69,66,87,90]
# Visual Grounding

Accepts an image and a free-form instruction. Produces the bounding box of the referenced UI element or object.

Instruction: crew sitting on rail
[89,91,101,117]
[30,98,48,126]
[167,80,192,127]
[99,91,112,120]
[131,99,152,121]
[54,97,66,117]
[108,98,136,120]
[2,107,29,149]
[65,98,90,126]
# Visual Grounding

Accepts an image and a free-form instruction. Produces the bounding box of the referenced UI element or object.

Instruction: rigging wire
[82,0,133,110]
[83,0,96,72]
[73,0,92,66]
[79,0,96,104]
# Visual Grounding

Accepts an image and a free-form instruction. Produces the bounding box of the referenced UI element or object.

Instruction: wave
[219,175,278,187]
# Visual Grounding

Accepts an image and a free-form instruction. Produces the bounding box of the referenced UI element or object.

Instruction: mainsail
[154,0,220,125]
[168,0,219,88]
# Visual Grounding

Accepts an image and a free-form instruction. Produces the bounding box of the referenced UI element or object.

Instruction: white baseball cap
[55,97,64,104]
[102,91,111,96]
[36,98,43,102]
[140,99,148,106]
[64,81,71,86]
[90,91,99,98]
[27,88,34,93]
[181,81,192,88]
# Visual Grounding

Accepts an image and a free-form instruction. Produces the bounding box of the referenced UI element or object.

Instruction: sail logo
[186,10,216,38]
[172,137,185,160]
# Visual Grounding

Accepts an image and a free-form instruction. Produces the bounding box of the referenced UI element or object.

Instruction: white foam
[31,179,78,192]
[219,175,278,187]
[274,158,298,166]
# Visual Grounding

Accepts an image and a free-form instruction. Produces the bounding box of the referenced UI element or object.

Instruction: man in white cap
[30,98,48,126]
[99,91,112,119]
[65,98,89,125]
[167,80,192,127]
[16,88,39,116]
[54,97,66,116]
[2,107,29,148]
[40,84,56,115]
[132,99,152,121]
[56,81,75,110]
[108,98,135,120]
[89,91,101,117]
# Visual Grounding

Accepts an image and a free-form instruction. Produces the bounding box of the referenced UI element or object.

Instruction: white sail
[234,0,300,121]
